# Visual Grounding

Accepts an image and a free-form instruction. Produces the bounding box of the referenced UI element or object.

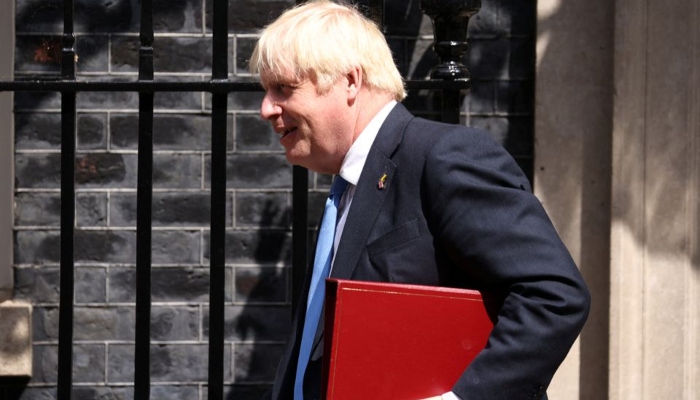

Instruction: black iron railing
[0,0,478,398]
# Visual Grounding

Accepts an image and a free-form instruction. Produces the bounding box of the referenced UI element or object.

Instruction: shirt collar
[338,100,397,185]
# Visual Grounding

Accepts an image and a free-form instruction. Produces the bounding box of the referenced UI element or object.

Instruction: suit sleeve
[422,128,591,400]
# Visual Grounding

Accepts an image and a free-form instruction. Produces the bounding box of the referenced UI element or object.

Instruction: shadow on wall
[536,1,613,400]
[227,199,292,399]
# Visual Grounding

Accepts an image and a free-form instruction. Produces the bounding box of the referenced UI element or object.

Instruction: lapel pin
[377,173,387,190]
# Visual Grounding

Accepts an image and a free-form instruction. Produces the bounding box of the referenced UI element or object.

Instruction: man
[249,1,591,399]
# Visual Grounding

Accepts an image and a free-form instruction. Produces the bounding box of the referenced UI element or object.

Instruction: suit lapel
[330,151,395,280]
[330,103,414,281]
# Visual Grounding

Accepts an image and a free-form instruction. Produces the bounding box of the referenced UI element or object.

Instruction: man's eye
[277,83,295,92]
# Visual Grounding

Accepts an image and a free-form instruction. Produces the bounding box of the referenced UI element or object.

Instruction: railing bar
[442,89,462,124]
[291,166,309,315]
[207,0,228,398]
[134,0,155,397]
[208,93,227,400]
[211,0,228,80]
[0,80,468,93]
[56,0,76,398]
[57,92,76,400]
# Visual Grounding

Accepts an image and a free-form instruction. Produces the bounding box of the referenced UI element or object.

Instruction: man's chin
[285,153,309,169]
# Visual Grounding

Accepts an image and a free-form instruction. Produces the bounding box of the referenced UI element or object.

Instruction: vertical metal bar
[134,0,154,398]
[291,0,310,316]
[442,89,461,124]
[57,0,76,398]
[208,0,228,397]
[291,165,308,314]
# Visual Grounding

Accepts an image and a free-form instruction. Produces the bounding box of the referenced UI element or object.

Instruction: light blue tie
[294,175,348,400]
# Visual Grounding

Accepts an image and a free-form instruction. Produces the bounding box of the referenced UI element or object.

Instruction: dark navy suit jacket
[266,103,590,400]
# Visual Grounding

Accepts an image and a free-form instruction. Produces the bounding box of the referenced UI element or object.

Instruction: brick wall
[6,0,534,399]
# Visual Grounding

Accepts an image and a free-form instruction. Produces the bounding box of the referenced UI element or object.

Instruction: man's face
[259,71,354,174]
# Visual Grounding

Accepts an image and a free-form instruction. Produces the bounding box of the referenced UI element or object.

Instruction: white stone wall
[536,0,700,399]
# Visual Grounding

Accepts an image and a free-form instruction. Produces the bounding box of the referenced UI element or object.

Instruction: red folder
[323,279,496,400]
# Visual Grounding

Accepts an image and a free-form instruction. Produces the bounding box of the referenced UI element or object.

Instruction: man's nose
[260,93,280,120]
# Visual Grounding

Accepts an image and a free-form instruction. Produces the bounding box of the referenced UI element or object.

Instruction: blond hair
[249,0,406,101]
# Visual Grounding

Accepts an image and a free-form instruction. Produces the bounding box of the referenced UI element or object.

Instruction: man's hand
[419,392,461,400]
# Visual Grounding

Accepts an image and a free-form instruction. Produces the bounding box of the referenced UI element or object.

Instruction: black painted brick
[235,114,281,152]
[152,79,205,111]
[77,192,108,227]
[14,230,60,264]
[15,112,61,149]
[75,266,107,303]
[226,91,266,111]
[14,192,61,226]
[235,191,289,228]
[152,0,204,33]
[32,344,105,384]
[13,91,55,110]
[73,0,135,33]
[205,154,292,189]
[151,268,209,301]
[71,387,131,400]
[14,35,62,73]
[150,385,200,400]
[18,0,136,34]
[17,152,205,191]
[110,192,232,227]
[73,307,135,341]
[218,305,290,342]
[14,266,60,303]
[108,343,229,383]
[31,306,58,341]
[152,230,202,264]
[75,35,110,73]
[153,154,203,189]
[16,0,63,33]
[78,113,109,150]
[235,266,288,303]
[75,153,133,188]
[108,266,230,303]
[15,153,62,189]
[202,229,292,264]
[76,85,139,109]
[111,36,221,74]
[235,36,257,74]
[111,113,231,151]
[151,306,200,341]
[233,343,285,382]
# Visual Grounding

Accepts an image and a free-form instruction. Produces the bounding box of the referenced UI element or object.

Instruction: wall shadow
[227,199,292,399]
[536,2,614,399]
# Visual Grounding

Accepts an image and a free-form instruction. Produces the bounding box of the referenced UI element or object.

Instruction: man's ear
[346,66,362,102]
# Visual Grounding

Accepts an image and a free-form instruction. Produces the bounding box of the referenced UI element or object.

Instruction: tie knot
[330,175,348,197]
